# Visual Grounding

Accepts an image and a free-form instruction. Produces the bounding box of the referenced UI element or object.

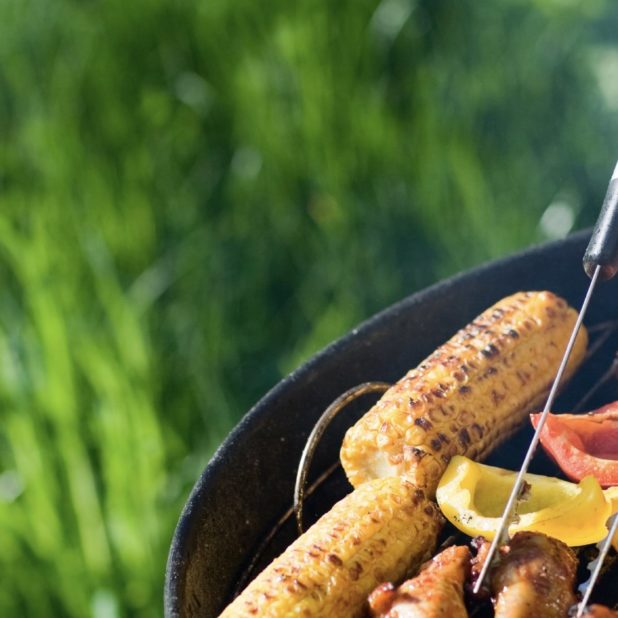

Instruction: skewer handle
[583,160,618,280]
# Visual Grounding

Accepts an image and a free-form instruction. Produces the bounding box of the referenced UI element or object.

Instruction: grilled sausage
[340,291,587,494]
[218,477,443,618]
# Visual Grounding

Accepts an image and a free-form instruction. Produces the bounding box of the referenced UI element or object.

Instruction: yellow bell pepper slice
[436,456,611,546]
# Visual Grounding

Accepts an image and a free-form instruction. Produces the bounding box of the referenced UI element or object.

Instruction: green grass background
[1,0,617,615]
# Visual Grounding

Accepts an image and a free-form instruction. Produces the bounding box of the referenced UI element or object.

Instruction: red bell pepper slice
[531,401,618,487]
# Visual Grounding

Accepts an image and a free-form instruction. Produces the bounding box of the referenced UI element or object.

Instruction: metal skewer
[472,264,601,593]
[576,513,618,617]
[474,158,618,594]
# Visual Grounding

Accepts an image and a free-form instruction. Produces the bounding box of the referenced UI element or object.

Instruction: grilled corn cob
[340,291,588,494]
[218,476,443,617]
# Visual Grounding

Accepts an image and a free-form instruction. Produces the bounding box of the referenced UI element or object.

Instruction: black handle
[583,163,618,281]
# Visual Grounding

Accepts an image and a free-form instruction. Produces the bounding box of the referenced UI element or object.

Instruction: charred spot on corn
[432,387,447,399]
[481,344,500,358]
[414,417,432,431]
[491,390,505,405]
[470,423,484,439]
[458,428,471,447]
[404,446,427,463]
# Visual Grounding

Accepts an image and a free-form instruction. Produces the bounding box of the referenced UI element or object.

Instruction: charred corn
[340,291,588,494]
[218,476,443,618]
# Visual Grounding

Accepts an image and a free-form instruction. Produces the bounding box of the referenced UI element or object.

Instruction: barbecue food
[340,291,588,494]
[580,606,618,617]
[531,401,618,487]
[367,545,470,618]
[436,456,611,546]
[490,531,578,618]
[218,476,443,618]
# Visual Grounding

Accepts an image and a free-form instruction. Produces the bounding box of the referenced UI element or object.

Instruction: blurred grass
[0,0,617,615]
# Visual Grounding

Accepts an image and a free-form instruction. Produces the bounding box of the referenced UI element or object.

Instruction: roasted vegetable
[436,456,610,546]
[340,291,588,494]
[531,401,618,487]
[218,476,443,618]
[367,545,470,618]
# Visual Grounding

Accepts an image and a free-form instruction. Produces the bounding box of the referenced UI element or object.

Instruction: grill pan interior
[165,230,618,617]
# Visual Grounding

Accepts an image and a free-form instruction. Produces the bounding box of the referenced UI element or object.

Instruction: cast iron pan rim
[164,228,591,616]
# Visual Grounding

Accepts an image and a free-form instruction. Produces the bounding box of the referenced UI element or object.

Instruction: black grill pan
[165,229,618,617]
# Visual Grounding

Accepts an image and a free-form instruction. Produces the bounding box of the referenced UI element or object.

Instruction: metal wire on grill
[293,381,391,534]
